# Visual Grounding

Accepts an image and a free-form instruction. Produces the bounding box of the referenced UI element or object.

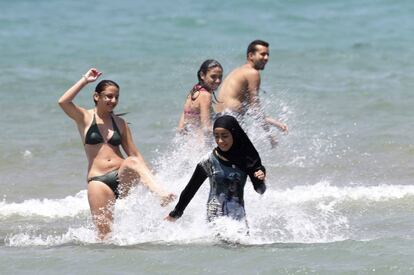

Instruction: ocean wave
[266,181,414,203]
[1,182,413,219]
[3,182,414,247]
[0,190,89,218]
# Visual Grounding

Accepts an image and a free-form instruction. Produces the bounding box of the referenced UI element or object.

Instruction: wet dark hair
[246,40,269,58]
[93,80,119,105]
[196,59,223,85]
[190,59,223,101]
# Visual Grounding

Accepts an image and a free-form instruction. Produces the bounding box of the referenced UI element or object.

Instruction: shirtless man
[215,40,288,147]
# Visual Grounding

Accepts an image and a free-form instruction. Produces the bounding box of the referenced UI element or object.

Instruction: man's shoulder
[237,64,259,77]
[228,65,258,80]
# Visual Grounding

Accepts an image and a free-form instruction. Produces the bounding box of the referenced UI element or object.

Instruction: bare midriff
[85,144,124,179]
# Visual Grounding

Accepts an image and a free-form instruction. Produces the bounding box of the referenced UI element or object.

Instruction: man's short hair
[246,40,269,57]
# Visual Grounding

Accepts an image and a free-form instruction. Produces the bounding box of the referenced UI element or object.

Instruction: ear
[200,71,206,81]
[93,92,99,102]
[247,52,254,60]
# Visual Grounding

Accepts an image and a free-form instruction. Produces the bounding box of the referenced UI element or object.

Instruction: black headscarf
[213,115,266,184]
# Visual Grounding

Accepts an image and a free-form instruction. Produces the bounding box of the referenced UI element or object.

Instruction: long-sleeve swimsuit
[170,151,265,221]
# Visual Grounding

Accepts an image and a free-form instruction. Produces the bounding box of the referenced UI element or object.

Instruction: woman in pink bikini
[177,60,223,138]
[58,68,175,240]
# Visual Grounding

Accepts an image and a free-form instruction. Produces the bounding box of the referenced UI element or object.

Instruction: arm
[246,71,278,147]
[164,163,208,221]
[58,68,102,123]
[246,71,268,130]
[246,71,288,134]
[250,168,266,195]
[177,111,185,133]
[265,117,288,133]
[121,122,175,205]
[198,92,213,134]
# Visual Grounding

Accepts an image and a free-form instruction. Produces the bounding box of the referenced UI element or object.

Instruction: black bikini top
[85,113,122,146]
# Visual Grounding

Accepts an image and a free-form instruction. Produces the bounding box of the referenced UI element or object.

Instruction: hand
[160,193,176,207]
[164,215,178,222]
[254,169,266,181]
[277,123,289,133]
[83,68,102,83]
[268,134,278,148]
[265,117,288,133]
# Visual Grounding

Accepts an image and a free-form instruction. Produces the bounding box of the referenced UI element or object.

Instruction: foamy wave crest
[0,190,89,218]
[4,180,414,247]
[271,181,414,203]
[247,181,414,244]
[5,227,98,247]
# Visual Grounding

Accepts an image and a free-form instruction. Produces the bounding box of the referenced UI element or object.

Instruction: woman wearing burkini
[59,68,175,240]
[165,115,266,222]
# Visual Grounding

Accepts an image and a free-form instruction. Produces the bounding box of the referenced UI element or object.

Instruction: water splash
[3,94,414,247]
[3,181,414,247]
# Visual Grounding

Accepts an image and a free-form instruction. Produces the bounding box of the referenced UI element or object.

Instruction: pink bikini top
[184,84,209,117]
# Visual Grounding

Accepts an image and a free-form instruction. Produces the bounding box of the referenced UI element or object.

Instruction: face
[249,45,269,70]
[214,127,233,152]
[94,85,119,111]
[200,66,223,91]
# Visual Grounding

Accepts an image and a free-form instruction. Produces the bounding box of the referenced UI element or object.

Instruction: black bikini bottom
[88,170,120,199]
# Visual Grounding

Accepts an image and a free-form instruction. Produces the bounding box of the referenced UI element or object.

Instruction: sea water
[1,0,414,274]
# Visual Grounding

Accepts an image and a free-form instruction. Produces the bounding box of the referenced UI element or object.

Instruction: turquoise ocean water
[1,0,414,274]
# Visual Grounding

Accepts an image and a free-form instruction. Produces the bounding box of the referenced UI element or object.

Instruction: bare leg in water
[87,181,116,241]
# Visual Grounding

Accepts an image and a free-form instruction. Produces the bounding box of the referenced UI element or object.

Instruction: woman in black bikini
[59,68,175,240]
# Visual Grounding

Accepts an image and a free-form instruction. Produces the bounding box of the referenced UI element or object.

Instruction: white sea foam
[3,181,410,219]
[3,110,413,246]
[0,190,89,218]
[4,181,414,247]
[266,181,414,203]
[5,227,98,247]
[22,150,32,159]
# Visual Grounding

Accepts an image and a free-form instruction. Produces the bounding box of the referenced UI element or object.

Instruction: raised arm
[58,68,102,123]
